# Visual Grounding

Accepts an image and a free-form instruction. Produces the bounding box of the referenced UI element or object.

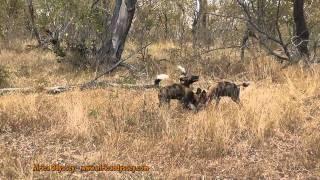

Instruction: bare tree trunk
[256,0,265,50]
[293,0,309,57]
[26,0,42,46]
[192,2,199,48]
[98,0,137,69]
[192,0,208,48]
[164,12,169,40]
[200,0,207,29]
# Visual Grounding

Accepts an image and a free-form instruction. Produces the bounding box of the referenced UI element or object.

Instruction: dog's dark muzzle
[180,75,199,86]
[190,75,199,83]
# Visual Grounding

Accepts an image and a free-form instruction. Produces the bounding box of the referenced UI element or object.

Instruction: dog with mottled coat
[155,66,200,110]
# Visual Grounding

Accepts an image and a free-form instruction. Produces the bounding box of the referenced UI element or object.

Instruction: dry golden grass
[0,41,320,179]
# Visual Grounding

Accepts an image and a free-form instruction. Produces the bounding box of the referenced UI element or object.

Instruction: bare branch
[275,0,291,60]
[206,12,246,21]
[83,42,153,89]
[259,41,289,61]
[201,45,242,55]
[236,0,282,44]
[236,0,290,61]
[91,0,100,10]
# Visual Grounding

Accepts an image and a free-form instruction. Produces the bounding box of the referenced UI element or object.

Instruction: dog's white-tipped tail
[156,74,169,80]
[177,65,186,74]
[242,82,250,87]
[237,82,250,87]
[154,74,169,86]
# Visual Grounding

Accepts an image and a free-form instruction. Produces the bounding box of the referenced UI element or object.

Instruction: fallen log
[0,87,34,95]
[93,81,156,89]
[0,86,78,95]
[80,80,156,91]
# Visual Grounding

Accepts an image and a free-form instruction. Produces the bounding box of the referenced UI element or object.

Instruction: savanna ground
[0,40,320,179]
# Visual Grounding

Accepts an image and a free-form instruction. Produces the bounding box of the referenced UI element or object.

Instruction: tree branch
[82,42,153,89]
[206,12,246,21]
[275,0,291,60]
[236,0,282,45]
[236,0,290,61]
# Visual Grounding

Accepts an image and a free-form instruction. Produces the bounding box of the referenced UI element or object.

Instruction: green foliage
[36,0,106,41]
[0,0,27,39]
[0,0,319,59]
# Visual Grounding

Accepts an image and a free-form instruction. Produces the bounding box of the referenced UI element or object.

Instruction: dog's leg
[182,100,189,109]
[196,103,205,112]
[238,101,244,108]
[205,95,213,106]
[158,97,164,107]
[231,96,240,103]
[166,99,171,108]
[158,94,163,107]
[163,101,171,109]
[205,98,210,106]
[231,88,241,105]
[159,97,170,108]
[234,97,243,107]
[215,97,221,108]
[231,96,244,108]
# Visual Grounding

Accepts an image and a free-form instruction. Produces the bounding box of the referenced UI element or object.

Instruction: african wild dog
[192,88,208,110]
[154,66,200,109]
[206,81,250,106]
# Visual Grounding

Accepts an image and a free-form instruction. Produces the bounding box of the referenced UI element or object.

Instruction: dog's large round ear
[179,76,186,82]
[200,90,207,98]
[196,88,202,94]
[154,79,161,85]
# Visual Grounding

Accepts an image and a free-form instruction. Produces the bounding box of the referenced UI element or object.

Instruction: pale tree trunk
[98,0,137,69]
[293,0,310,57]
[192,0,200,48]
[256,0,265,49]
[192,0,208,48]
[200,0,208,48]
[164,12,169,40]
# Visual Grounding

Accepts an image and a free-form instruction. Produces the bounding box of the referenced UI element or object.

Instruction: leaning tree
[97,0,137,70]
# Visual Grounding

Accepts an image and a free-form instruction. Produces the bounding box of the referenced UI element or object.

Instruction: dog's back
[215,81,239,98]
[155,66,200,108]
[207,81,249,105]
[159,83,185,100]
